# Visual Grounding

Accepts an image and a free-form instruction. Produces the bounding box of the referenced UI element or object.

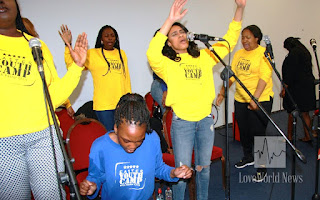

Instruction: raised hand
[235,0,246,8]
[160,0,188,35]
[234,0,246,22]
[168,0,188,22]
[69,33,88,67]
[58,24,72,48]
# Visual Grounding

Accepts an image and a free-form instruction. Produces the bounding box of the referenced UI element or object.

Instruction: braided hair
[95,25,126,76]
[162,22,200,61]
[15,0,31,37]
[114,93,151,133]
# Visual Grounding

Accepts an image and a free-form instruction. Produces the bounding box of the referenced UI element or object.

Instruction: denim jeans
[171,112,214,200]
[95,110,115,131]
[150,79,166,114]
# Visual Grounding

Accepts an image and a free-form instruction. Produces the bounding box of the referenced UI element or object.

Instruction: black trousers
[234,97,273,159]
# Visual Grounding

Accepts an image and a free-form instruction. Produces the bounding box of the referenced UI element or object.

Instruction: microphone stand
[311,46,320,200]
[264,51,309,200]
[38,70,82,200]
[201,40,307,200]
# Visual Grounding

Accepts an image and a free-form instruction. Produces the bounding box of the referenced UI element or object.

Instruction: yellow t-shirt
[0,33,83,138]
[147,20,242,121]
[65,48,131,110]
[230,45,274,103]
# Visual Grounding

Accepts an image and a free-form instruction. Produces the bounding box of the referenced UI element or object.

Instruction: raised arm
[59,25,88,67]
[234,0,246,22]
[159,0,188,36]
[70,33,88,67]
[59,24,72,47]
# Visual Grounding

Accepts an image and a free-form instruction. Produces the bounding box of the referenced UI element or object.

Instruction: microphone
[310,38,317,50]
[187,32,225,42]
[263,35,274,60]
[29,38,44,72]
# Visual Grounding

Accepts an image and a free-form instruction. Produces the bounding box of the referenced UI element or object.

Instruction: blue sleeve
[152,132,179,182]
[86,139,106,199]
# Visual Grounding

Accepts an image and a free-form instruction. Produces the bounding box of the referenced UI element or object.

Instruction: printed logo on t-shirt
[0,51,35,85]
[116,162,145,190]
[180,63,202,80]
[235,58,251,75]
[102,59,123,76]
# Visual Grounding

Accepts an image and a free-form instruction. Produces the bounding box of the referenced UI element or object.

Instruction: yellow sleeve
[229,50,240,83]
[64,46,74,69]
[209,20,242,63]
[259,56,272,83]
[63,99,72,108]
[146,32,169,83]
[122,50,132,93]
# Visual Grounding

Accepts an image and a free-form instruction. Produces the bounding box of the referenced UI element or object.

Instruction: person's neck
[103,47,115,51]
[0,27,22,37]
[109,131,119,144]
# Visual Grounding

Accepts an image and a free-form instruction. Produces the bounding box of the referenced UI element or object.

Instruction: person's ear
[114,124,117,134]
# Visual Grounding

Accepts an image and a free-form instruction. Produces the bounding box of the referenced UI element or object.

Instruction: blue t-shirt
[86,130,178,200]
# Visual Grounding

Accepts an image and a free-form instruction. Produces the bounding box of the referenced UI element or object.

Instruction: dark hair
[15,0,31,36]
[242,25,263,45]
[95,25,125,76]
[162,22,200,61]
[283,37,302,51]
[114,93,151,133]
[284,37,312,64]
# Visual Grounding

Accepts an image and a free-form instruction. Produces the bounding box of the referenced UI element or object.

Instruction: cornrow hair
[162,22,200,62]
[114,93,152,134]
[95,25,126,76]
[15,0,31,40]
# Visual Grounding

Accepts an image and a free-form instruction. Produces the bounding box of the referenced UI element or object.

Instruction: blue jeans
[171,112,214,200]
[95,110,115,131]
[150,79,166,114]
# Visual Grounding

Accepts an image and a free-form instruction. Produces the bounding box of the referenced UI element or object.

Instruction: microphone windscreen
[29,38,41,48]
[310,38,317,46]
[263,35,271,44]
[187,32,195,41]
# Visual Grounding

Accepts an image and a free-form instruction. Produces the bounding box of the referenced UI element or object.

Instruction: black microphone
[310,38,317,50]
[29,38,44,72]
[187,32,225,42]
[263,35,274,60]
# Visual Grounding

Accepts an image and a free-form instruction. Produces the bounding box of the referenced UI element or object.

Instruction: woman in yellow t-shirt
[0,0,88,199]
[60,25,132,131]
[147,0,246,199]
[216,25,274,182]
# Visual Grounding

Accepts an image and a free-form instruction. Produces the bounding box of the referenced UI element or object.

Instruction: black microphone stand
[38,70,82,200]
[311,45,320,200]
[201,40,307,200]
[264,51,308,200]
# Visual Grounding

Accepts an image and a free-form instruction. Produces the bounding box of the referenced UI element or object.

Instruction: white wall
[19,0,320,127]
